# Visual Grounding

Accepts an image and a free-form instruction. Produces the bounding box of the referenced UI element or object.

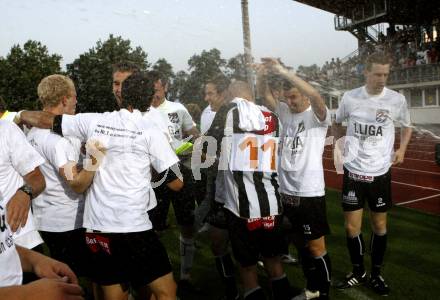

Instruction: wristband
[18,184,33,200]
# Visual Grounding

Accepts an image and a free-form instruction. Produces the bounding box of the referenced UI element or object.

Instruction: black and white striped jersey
[207,102,282,219]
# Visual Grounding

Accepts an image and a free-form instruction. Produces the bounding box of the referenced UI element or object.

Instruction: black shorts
[281,194,330,241]
[150,164,197,228]
[342,168,392,212]
[40,228,89,277]
[85,230,172,288]
[225,209,285,268]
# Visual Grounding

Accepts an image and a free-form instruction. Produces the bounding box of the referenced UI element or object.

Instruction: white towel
[231,97,266,131]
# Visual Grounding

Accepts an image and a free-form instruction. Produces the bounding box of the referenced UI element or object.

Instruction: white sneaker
[292,289,320,300]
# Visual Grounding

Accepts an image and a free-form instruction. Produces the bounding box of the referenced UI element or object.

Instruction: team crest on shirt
[296,121,305,134]
[375,109,389,123]
[168,113,179,124]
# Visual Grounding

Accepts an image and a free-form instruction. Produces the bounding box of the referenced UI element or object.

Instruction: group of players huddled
[0,51,412,300]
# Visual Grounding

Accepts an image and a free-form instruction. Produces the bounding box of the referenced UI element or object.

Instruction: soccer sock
[215,253,238,298]
[298,246,318,291]
[271,274,292,300]
[179,234,196,280]
[370,232,387,277]
[313,252,332,299]
[244,286,266,300]
[347,233,365,275]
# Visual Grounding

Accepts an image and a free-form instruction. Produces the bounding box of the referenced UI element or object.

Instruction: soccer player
[26,74,104,278]
[333,52,412,296]
[0,98,45,254]
[148,70,201,293]
[17,72,183,300]
[207,80,291,300]
[0,122,81,299]
[259,58,332,300]
[195,76,241,300]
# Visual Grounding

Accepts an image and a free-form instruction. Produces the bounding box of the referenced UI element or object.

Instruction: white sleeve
[8,123,45,176]
[147,128,180,173]
[45,136,79,169]
[397,95,411,127]
[61,113,100,142]
[335,94,347,123]
[180,107,195,132]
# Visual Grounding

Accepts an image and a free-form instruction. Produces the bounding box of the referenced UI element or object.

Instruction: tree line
[0,34,249,113]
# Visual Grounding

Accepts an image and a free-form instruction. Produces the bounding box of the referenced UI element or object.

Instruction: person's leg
[147,273,177,300]
[97,284,129,300]
[172,167,197,284]
[308,237,331,300]
[261,217,292,300]
[368,211,390,295]
[369,211,387,276]
[210,225,239,300]
[264,256,291,300]
[344,209,366,276]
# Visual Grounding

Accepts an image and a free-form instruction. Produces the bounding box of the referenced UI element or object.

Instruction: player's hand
[84,139,106,170]
[261,57,286,74]
[392,148,406,165]
[6,190,31,232]
[24,278,84,300]
[32,253,79,285]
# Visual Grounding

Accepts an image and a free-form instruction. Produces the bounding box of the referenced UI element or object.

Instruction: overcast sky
[1,0,357,72]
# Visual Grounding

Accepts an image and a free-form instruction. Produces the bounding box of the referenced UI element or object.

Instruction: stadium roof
[294,0,440,25]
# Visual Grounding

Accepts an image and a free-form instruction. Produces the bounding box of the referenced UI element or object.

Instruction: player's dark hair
[112,61,140,74]
[121,72,155,111]
[148,70,169,86]
[206,75,230,94]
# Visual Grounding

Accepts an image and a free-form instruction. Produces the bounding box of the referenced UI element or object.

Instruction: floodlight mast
[241,0,255,98]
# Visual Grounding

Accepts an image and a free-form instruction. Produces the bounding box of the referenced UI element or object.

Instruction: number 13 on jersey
[230,133,279,172]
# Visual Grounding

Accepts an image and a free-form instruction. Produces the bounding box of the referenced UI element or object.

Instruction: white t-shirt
[143,107,172,143]
[200,105,216,134]
[278,103,331,197]
[61,109,179,233]
[335,86,411,176]
[0,205,22,287]
[156,99,195,150]
[27,127,84,232]
[0,121,45,250]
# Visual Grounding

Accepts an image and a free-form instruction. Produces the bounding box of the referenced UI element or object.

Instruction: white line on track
[392,167,440,175]
[396,193,440,206]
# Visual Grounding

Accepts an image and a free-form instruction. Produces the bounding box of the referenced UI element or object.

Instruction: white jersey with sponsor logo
[335,86,411,176]
[0,205,22,287]
[156,99,195,150]
[27,127,84,232]
[61,109,179,233]
[200,104,216,134]
[277,103,330,197]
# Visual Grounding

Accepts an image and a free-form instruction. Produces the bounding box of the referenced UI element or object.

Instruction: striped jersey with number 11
[210,102,282,219]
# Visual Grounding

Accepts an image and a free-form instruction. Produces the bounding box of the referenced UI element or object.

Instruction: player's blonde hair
[37,74,75,108]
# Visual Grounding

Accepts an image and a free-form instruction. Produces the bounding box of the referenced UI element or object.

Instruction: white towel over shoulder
[231,97,266,131]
